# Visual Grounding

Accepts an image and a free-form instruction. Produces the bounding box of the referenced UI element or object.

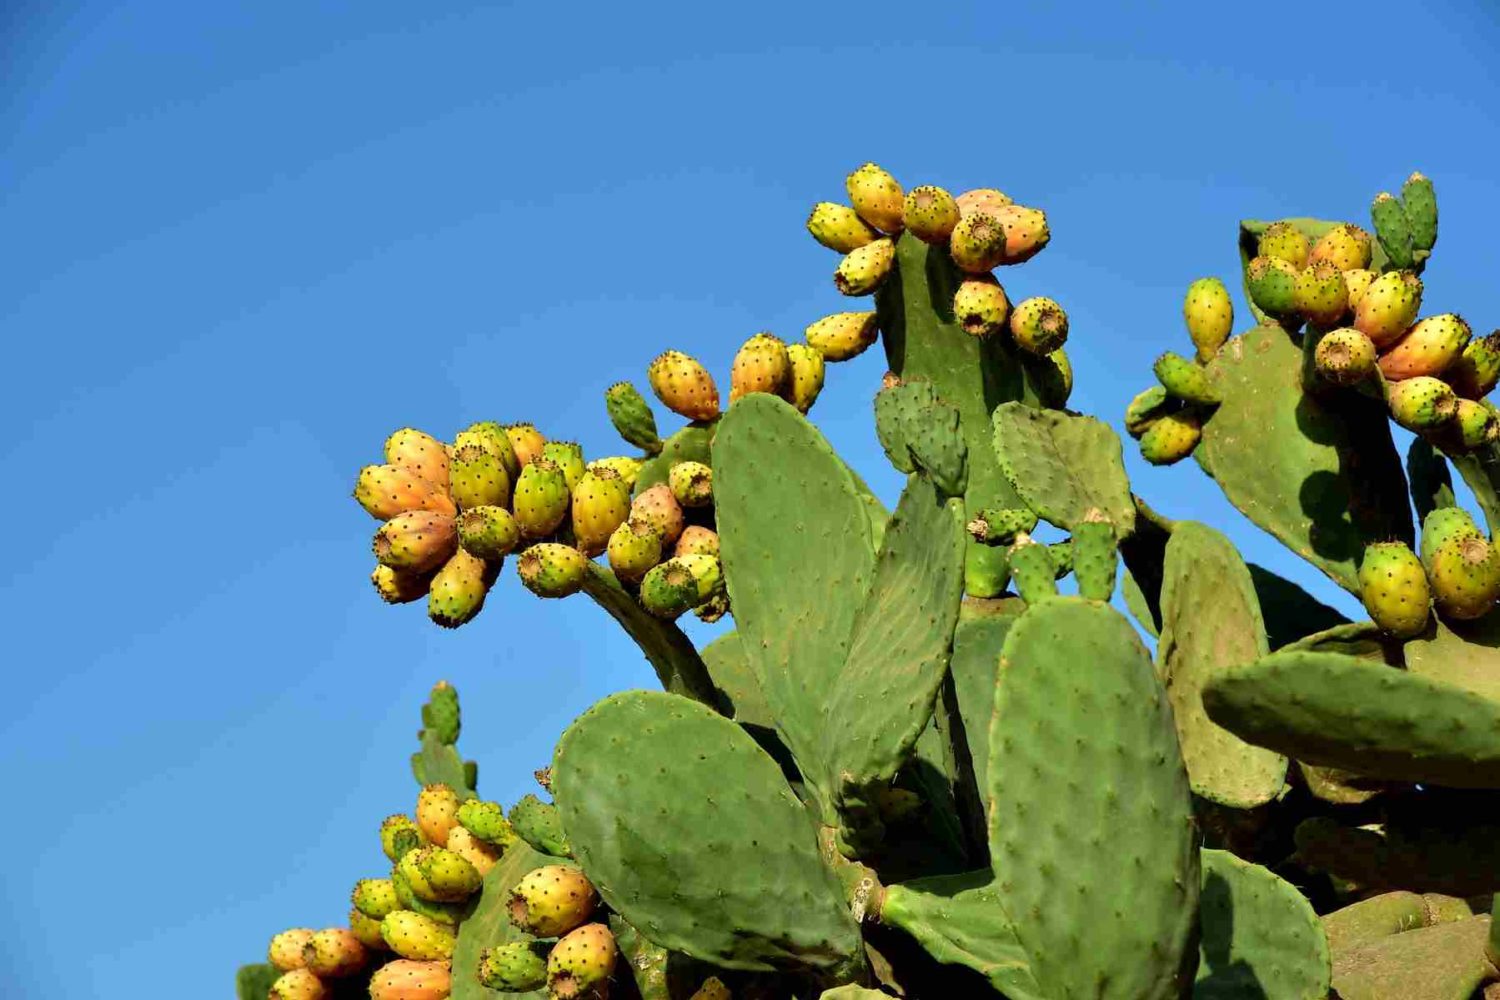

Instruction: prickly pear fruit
[1294,261,1350,327]
[1009,296,1068,355]
[268,969,325,1000]
[606,517,663,583]
[1402,172,1438,252]
[347,909,385,951]
[694,590,730,623]
[478,942,549,992]
[541,441,586,491]
[668,460,713,508]
[412,846,481,901]
[269,929,315,971]
[1446,331,1500,400]
[379,911,456,962]
[302,928,366,978]
[807,202,879,253]
[456,798,516,848]
[385,428,450,489]
[456,506,520,561]
[955,187,1012,217]
[1355,271,1424,348]
[508,864,598,938]
[689,977,732,1000]
[355,465,457,520]
[512,459,571,539]
[588,456,642,489]
[1358,541,1431,638]
[1008,535,1059,604]
[374,512,458,574]
[991,203,1050,264]
[1124,385,1175,438]
[1182,277,1234,361]
[1153,351,1220,405]
[638,557,703,619]
[630,483,685,546]
[966,507,1038,546]
[604,382,663,455]
[1452,398,1499,450]
[1309,223,1374,272]
[455,421,519,479]
[1342,268,1377,309]
[1313,328,1378,386]
[353,879,401,920]
[783,342,826,413]
[675,552,723,601]
[1245,255,1299,322]
[730,332,791,402]
[675,525,720,559]
[805,311,879,361]
[1139,410,1202,465]
[1371,191,1415,270]
[953,275,1010,337]
[380,815,423,862]
[547,923,618,1000]
[647,350,720,421]
[1388,376,1457,431]
[509,793,571,857]
[505,423,547,467]
[1034,347,1073,408]
[423,680,460,743]
[517,543,589,599]
[416,784,460,847]
[835,237,895,295]
[1257,221,1310,269]
[1378,314,1471,381]
[368,959,452,1000]
[444,828,500,878]
[1426,532,1500,620]
[371,564,434,605]
[1072,513,1118,602]
[847,163,905,233]
[446,444,509,511]
[427,549,491,629]
[1421,507,1482,567]
[571,467,631,557]
[948,211,1008,273]
[902,185,960,244]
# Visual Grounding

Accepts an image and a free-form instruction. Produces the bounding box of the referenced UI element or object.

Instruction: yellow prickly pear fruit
[454,421,520,479]
[541,441,586,491]
[648,350,721,421]
[1447,331,1500,400]
[607,517,663,583]
[835,238,895,295]
[630,483,684,546]
[676,552,723,600]
[1354,271,1423,349]
[368,959,452,1000]
[505,423,547,467]
[445,825,501,877]
[385,428,450,489]
[953,275,1009,337]
[1313,329,1377,386]
[1293,262,1350,328]
[427,549,491,629]
[689,977,732,1000]
[902,185,960,244]
[669,461,713,508]
[992,204,1050,264]
[1139,410,1202,465]
[302,928,367,978]
[955,187,1012,218]
[456,505,521,561]
[571,467,631,557]
[1124,386,1174,438]
[547,923,618,1000]
[509,865,599,937]
[1359,542,1431,637]
[1452,398,1498,451]
[347,909,385,951]
[948,212,1008,274]
[1426,532,1500,621]
[371,564,434,605]
[1009,296,1068,355]
[379,911,456,962]
[380,815,423,862]
[413,846,482,901]
[416,784,460,847]
[1388,376,1458,431]
[374,512,458,574]
[516,542,590,598]
[1342,268,1377,309]
[806,202,879,253]
[355,465,456,520]
[730,332,791,402]
[1182,277,1234,361]
[511,459,571,538]
[353,879,401,920]
[1309,223,1373,271]
[1257,221,1310,269]
[447,443,510,510]
[846,162,905,233]
[269,929,316,971]
[805,311,879,361]
[268,969,326,1000]
[782,343,825,413]
[587,456,643,490]
[1378,314,1472,382]
[675,525,720,559]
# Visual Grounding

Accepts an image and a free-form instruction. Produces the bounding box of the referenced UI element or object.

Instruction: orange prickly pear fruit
[1378,314,1471,382]
[846,163,905,234]
[648,350,720,421]
[355,464,456,520]
[730,332,791,402]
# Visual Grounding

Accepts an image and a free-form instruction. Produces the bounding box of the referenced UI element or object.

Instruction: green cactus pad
[1196,326,1412,593]
[608,913,708,1000]
[1409,438,1458,523]
[451,842,563,1000]
[1322,892,1471,956]
[991,402,1135,537]
[1404,614,1500,702]
[1194,849,1330,999]
[579,564,718,708]
[988,598,1198,999]
[507,794,570,858]
[948,613,1019,826]
[1330,915,1494,1000]
[873,380,967,496]
[878,870,1044,999]
[1447,444,1500,538]
[1156,522,1286,808]
[700,630,799,782]
[1294,816,1500,895]
[235,964,280,1000]
[716,393,876,807]
[634,422,714,496]
[1202,650,1500,787]
[817,988,889,999]
[1245,563,1349,650]
[552,689,862,974]
[411,684,477,798]
[873,382,923,474]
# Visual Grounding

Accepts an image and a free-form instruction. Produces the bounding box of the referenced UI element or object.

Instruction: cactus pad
[1404,608,1500,701]
[1194,849,1330,999]
[991,402,1135,536]
[1330,915,1494,1000]
[578,564,718,707]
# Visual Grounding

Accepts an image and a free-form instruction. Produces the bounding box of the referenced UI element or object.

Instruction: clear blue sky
[3,2,1498,996]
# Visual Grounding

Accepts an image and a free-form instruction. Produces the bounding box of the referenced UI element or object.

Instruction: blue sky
[3,1,1498,995]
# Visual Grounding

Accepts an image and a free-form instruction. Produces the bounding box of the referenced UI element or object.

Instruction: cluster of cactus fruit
[241,164,1500,1000]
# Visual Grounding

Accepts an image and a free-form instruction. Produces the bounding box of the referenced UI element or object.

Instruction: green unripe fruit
[427,549,491,629]
[1008,536,1059,604]
[1257,221,1310,269]
[1009,296,1068,355]
[380,815,423,862]
[1402,171,1438,252]
[505,423,547,467]
[347,909,385,951]
[302,927,366,978]
[1034,347,1073,408]
[1313,328,1378,386]
[647,350,720,421]
[1342,268,1377,309]
[1379,313,1471,382]
[1355,271,1423,349]
[457,505,521,561]
[953,275,1010,337]
[1124,385,1175,438]
[606,517,663,583]
[1153,351,1220,405]
[668,460,713,508]
[1358,541,1431,638]
[1294,261,1350,328]
[638,558,704,619]
[268,969,325,1000]
[454,421,520,481]
[1425,533,1500,620]
[783,342,826,413]
[517,543,589,599]
[355,464,456,521]
[1447,331,1500,400]
[374,511,459,574]
[902,185,960,244]
[948,211,1008,273]
[630,483,684,546]
[512,459,571,539]
[547,923,618,1000]
[1139,410,1202,465]
[384,427,450,490]
[371,564,434,605]
[1371,191,1415,270]
[1183,277,1234,361]
[1420,506,1482,567]
[1309,223,1374,272]
[390,869,465,927]
[1453,398,1499,450]
[1245,255,1299,321]
[1388,376,1457,431]
[379,911,456,962]
[456,799,516,848]
[478,942,549,992]
[587,456,643,489]
[509,793,571,857]
[397,849,443,902]
[413,846,482,901]
[847,162,905,233]
[508,864,598,938]
[571,467,631,557]
[541,441,586,491]
[353,879,401,920]
[805,311,879,361]
[730,332,791,402]
[423,680,460,743]
[834,238,895,295]
[603,382,663,455]
[967,507,1039,546]
[674,525,720,558]
[807,201,879,253]
[992,203,1050,263]
[269,928,315,971]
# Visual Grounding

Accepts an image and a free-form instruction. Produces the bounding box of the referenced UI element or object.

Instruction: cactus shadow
[1195,870,1272,998]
